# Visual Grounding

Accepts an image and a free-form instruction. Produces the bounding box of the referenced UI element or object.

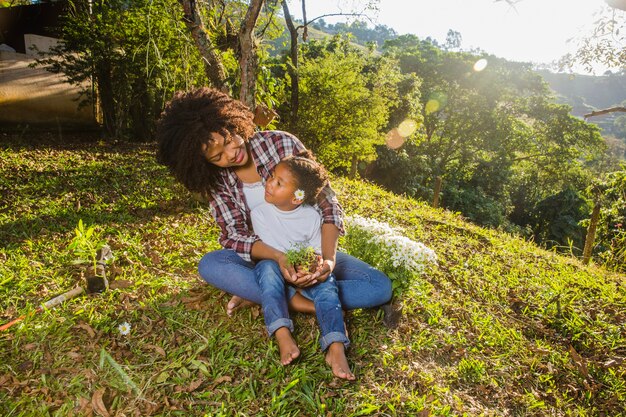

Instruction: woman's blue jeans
[254,260,348,351]
[198,250,392,311]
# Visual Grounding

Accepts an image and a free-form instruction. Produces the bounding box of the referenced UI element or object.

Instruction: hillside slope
[0,138,624,416]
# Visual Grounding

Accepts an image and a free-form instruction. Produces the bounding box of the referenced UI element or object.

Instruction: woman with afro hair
[156,87,392,317]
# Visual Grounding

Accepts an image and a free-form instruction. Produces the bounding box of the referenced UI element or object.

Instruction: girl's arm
[250,241,297,283]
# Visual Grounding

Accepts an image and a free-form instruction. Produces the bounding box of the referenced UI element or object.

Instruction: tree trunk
[238,0,264,108]
[96,62,116,137]
[179,0,227,91]
[432,176,442,208]
[350,154,358,179]
[282,1,299,124]
[582,201,601,265]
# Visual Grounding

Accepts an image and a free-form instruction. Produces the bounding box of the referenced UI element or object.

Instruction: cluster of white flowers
[345,215,437,273]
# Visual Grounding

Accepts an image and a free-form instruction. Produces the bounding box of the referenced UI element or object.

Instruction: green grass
[1,136,624,416]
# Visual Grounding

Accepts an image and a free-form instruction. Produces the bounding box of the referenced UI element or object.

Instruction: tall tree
[238,0,264,107]
[179,0,227,90]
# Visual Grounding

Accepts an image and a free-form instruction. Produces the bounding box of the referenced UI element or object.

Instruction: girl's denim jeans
[198,250,392,311]
[254,259,348,351]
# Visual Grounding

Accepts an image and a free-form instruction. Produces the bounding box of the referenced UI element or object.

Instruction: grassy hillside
[1,136,624,416]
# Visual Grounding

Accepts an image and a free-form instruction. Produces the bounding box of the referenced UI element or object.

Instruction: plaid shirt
[208,130,345,262]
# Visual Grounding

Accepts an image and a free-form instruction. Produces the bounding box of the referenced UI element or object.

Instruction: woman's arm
[209,185,260,262]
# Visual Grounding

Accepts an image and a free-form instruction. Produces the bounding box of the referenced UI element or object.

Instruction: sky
[287,0,613,73]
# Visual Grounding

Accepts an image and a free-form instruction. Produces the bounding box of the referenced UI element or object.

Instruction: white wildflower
[118,322,131,336]
[294,189,305,201]
[345,215,437,273]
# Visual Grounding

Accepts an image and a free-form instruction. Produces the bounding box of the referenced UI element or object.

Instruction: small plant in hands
[285,243,322,273]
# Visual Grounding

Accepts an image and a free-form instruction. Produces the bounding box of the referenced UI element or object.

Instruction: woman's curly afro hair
[155,88,255,197]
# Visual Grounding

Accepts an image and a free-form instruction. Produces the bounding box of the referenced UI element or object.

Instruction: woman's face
[202,131,249,168]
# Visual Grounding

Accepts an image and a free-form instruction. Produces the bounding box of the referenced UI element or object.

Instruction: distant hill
[537,70,626,137]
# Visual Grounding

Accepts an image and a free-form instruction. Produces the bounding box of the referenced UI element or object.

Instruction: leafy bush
[593,168,626,272]
[35,0,206,139]
[531,187,590,253]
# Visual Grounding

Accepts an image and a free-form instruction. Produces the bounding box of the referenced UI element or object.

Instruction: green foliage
[558,5,625,73]
[35,0,206,139]
[67,219,106,271]
[369,35,606,251]
[284,243,317,270]
[593,168,626,272]
[295,36,393,174]
[531,188,591,252]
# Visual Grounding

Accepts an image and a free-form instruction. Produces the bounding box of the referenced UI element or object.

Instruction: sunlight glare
[397,119,418,137]
[473,58,488,72]
[425,99,440,114]
[385,128,405,149]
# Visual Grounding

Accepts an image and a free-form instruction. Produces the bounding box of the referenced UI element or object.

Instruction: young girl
[250,151,354,380]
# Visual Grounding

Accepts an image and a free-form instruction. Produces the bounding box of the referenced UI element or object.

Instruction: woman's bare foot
[325,342,355,380]
[274,327,300,365]
[226,295,255,317]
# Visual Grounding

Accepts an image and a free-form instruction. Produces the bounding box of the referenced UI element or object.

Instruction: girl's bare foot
[325,342,355,380]
[226,295,255,317]
[274,327,300,365]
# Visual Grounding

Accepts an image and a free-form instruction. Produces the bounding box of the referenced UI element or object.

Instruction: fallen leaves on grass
[91,388,110,417]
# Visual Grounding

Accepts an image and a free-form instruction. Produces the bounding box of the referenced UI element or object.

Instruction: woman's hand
[311,259,335,282]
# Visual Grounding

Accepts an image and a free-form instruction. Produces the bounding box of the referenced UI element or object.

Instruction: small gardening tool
[0,245,113,331]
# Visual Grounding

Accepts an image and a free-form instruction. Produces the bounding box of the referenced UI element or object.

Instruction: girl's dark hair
[280,150,329,206]
[155,88,255,196]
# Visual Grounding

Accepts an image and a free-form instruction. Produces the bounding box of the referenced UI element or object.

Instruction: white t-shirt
[242,181,266,212]
[250,203,322,254]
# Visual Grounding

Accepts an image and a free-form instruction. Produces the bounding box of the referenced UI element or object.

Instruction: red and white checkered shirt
[208,130,345,262]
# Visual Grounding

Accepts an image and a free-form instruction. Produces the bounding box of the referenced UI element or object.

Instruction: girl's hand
[291,255,324,287]
[276,253,298,283]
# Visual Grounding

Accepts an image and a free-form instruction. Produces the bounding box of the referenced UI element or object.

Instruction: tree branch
[584,106,626,119]
[295,13,372,31]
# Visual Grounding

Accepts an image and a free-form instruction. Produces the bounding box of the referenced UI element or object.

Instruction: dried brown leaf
[145,344,166,358]
[109,280,134,289]
[569,345,589,378]
[76,323,96,339]
[187,379,204,392]
[210,375,232,389]
[91,389,109,417]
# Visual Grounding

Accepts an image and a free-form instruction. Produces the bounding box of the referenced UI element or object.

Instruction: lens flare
[398,119,418,137]
[385,128,405,149]
[425,99,440,114]
[473,58,488,72]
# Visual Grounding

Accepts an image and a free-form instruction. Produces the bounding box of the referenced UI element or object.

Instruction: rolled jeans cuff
[267,318,294,337]
[320,331,350,352]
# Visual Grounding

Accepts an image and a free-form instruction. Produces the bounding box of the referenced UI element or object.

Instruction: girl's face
[202,131,248,168]
[264,163,301,211]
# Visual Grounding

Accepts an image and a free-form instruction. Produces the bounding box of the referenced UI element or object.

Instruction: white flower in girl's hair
[294,189,305,201]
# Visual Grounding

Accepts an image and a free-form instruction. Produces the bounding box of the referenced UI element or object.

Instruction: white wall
[0,34,95,125]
